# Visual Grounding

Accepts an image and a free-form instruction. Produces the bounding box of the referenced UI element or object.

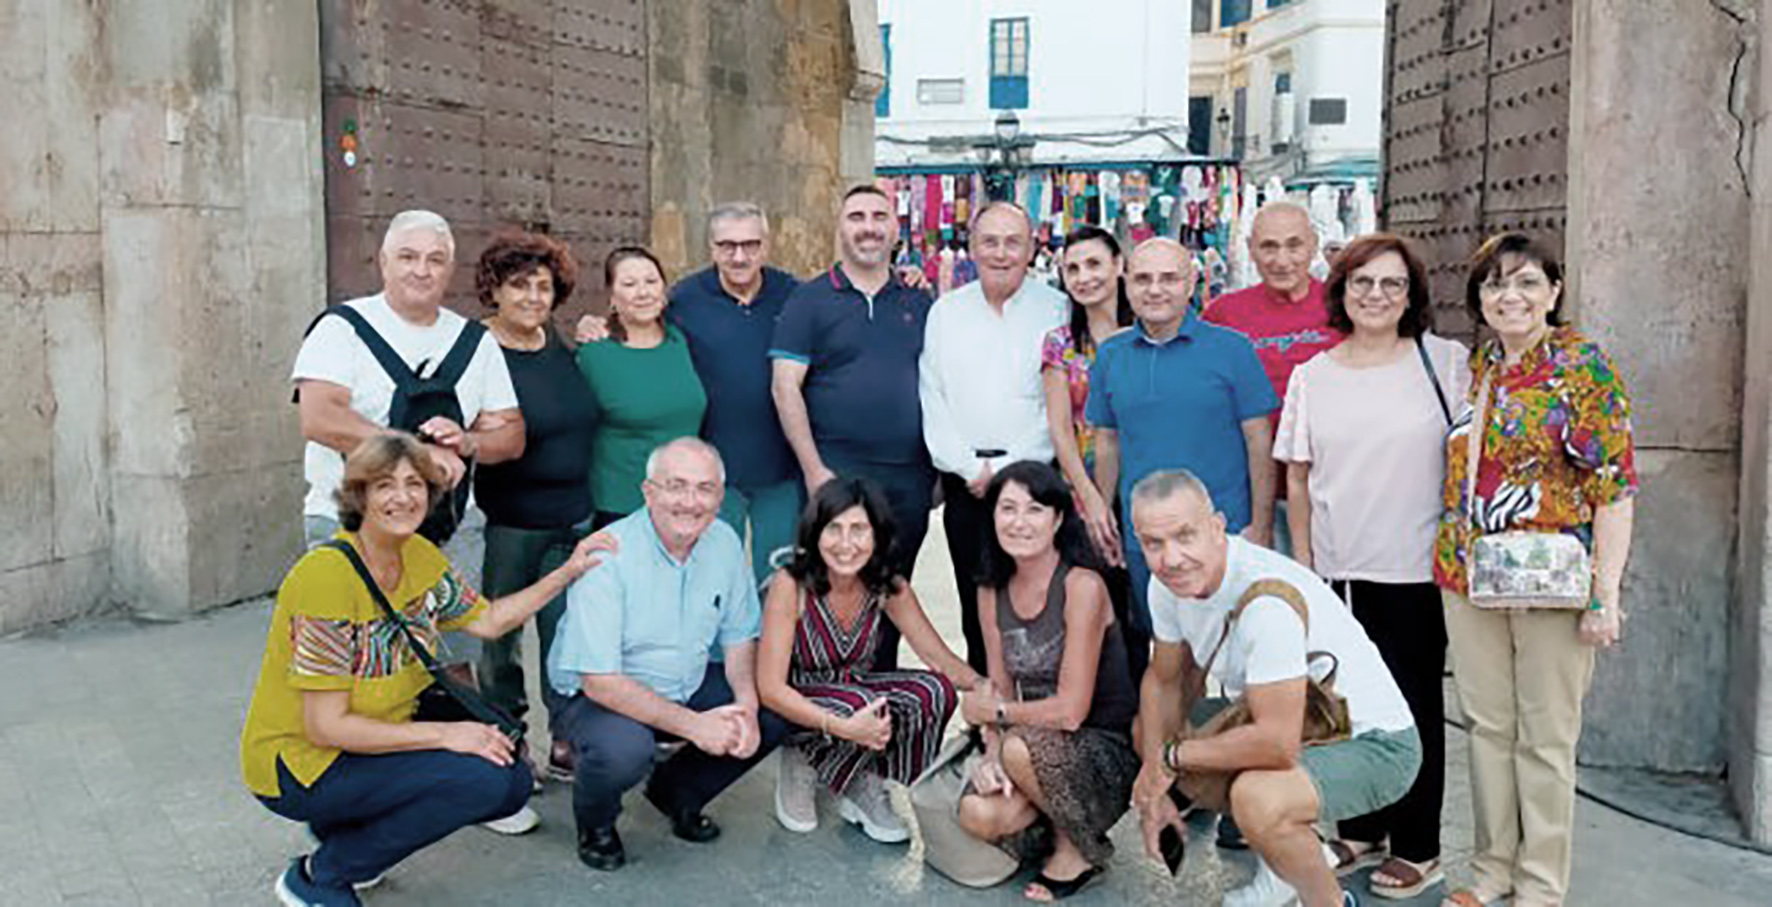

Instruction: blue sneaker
[274,856,362,907]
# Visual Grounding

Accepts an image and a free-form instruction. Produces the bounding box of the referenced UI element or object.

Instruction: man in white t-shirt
[293,210,524,545]
[1127,470,1419,907]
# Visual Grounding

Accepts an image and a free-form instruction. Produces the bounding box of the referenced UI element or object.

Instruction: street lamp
[995,110,1021,146]
[977,110,1034,201]
[1215,107,1233,157]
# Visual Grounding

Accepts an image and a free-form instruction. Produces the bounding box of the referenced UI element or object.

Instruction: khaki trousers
[1443,590,1595,907]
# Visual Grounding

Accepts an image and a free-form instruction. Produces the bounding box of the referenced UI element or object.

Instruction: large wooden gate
[1381,0,1572,336]
[319,0,650,327]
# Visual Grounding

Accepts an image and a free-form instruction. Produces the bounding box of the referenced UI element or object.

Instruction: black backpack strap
[326,305,423,391]
[428,319,487,388]
[317,540,523,741]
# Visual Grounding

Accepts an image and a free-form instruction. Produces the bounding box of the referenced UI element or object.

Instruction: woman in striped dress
[758,477,985,842]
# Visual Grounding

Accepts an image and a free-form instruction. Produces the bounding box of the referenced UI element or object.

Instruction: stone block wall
[0,1,325,632]
[648,0,875,282]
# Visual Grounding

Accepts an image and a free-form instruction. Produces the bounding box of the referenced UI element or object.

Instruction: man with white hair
[293,210,524,545]
[548,437,789,872]
[1204,201,1343,556]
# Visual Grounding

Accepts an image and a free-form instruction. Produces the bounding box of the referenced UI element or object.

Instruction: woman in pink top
[1273,234,1469,900]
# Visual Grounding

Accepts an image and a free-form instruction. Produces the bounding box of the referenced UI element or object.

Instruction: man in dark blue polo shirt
[770,185,934,670]
[1086,238,1278,681]
[666,202,804,583]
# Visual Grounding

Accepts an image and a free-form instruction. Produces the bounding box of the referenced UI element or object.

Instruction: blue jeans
[716,479,804,584]
[552,670,789,833]
[258,752,531,888]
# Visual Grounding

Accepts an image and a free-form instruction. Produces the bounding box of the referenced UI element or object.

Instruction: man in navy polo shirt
[770,185,935,670]
[667,202,804,583]
[1086,238,1278,679]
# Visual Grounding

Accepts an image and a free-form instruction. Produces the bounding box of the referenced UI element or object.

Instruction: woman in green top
[577,246,709,528]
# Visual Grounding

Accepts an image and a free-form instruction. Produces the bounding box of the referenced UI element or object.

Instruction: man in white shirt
[1128,470,1420,907]
[292,210,525,545]
[918,201,1067,672]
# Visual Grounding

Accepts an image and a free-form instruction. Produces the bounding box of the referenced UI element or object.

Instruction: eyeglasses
[712,240,764,257]
[1478,273,1551,298]
[648,479,722,502]
[1348,275,1409,298]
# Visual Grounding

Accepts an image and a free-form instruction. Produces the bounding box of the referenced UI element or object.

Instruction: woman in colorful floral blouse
[1435,234,1637,907]
[1040,225,1138,673]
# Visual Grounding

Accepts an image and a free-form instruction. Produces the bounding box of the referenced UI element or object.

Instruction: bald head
[1126,239,1195,338]
[1249,201,1318,299]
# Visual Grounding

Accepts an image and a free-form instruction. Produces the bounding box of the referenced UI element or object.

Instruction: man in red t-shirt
[1203,201,1343,556]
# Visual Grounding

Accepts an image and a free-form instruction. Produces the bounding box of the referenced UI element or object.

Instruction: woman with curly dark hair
[472,231,599,784]
[956,460,1138,902]
[756,476,982,843]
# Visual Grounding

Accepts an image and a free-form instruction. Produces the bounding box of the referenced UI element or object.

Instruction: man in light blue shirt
[549,437,788,871]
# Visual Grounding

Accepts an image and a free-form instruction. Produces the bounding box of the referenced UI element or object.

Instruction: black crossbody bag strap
[1415,336,1453,425]
[321,540,523,741]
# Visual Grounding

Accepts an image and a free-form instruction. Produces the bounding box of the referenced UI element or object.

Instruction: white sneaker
[480,804,540,836]
[836,772,909,844]
[774,745,818,833]
[1224,857,1299,907]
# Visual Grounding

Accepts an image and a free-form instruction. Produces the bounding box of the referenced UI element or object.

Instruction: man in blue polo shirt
[665,202,803,582]
[770,184,935,670]
[1087,238,1278,678]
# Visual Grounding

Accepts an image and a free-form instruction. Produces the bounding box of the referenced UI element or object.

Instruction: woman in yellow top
[240,433,614,907]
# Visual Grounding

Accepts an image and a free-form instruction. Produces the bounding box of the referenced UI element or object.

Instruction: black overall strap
[320,540,522,740]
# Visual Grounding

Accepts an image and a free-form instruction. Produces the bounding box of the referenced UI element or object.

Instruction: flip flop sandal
[1025,865,1105,901]
[1369,856,1444,900]
[1327,839,1387,877]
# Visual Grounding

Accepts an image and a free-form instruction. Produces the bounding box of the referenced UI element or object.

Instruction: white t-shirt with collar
[1148,537,1414,737]
[291,293,518,520]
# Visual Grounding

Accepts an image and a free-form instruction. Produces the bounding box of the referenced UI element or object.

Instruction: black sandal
[1026,865,1104,901]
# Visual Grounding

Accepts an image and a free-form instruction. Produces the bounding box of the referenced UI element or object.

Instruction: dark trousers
[552,670,789,833]
[479,520,586,724]
[259,752,531,888]
[938,472,993,675]
[1102,564,1148,693]
[1331,579,1447,862]
[827,456,935,672]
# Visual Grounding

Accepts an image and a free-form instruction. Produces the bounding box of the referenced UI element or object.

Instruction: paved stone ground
[2,510,1769,905]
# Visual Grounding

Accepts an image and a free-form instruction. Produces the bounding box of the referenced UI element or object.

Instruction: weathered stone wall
[0,1,325,632]
[648,0,875,281]
[1565,0,1752,774]
[1735,0,1772,845]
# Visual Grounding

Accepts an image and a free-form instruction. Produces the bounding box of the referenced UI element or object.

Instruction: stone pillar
[1735,0,1772,846]
[99,1,324,617]
[1565,0,1752,773]
[0,2,111,633]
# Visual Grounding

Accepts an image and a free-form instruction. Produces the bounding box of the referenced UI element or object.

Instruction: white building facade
[1189,0,1385,182]
[874,0,1193,167]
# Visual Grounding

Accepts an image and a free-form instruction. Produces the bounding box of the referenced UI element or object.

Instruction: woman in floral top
[1435,234,1637,907]
[1041,225,1138,673]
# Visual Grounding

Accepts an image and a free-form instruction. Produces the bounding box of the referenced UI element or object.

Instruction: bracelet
[820,712,831,738]
[1162,737,1182,774]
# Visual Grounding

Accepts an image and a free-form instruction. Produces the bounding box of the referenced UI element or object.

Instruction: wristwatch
[994,701,1008,727]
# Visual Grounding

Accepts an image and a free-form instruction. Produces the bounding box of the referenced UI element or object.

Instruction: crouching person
[241,432,616,907]
[547,437,790,871]
[1128,470,1420,907]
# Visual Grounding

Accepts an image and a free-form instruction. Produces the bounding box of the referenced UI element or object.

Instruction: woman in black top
[472,232,599,782]
[957,461,1138,902]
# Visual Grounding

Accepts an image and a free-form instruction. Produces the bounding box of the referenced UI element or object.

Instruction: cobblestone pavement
[2,511,1768,905]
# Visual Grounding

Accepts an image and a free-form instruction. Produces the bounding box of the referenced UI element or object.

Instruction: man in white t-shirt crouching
[1128,469,1419,907]
[293,210,525,545]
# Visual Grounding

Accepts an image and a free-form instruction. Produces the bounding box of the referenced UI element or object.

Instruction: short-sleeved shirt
[769,265,934,468]
[668,266,801,490]
[1204,279,1343,415]
[548,510,761,701]
[1274,336,1470,582]
[291,294,518,520]
[1041,324,1106,476]
[239,534,486,798]
[1085,314,1279,532]
[1148,537,1414,737]
[576,325,709,515]
[1434,327,1638,594]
